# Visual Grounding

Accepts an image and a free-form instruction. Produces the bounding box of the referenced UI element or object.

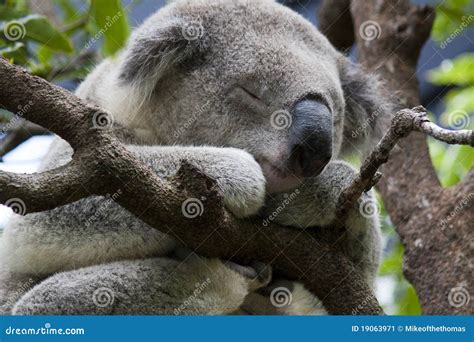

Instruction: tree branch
[0,58,383,315]
[350,0,473,314]
[335,104,473,225]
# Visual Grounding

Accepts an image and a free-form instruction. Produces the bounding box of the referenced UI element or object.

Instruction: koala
[0,0,386,315]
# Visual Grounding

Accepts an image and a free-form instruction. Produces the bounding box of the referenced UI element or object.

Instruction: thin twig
[334,106,473,225]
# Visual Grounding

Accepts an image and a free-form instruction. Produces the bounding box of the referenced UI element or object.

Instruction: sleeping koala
[0,0,386,315]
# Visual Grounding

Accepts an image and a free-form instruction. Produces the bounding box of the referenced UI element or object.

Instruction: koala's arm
[0,138,266,276]
[251,161,382,315]
[127,144,266,219]
[1,138,268,315]
[261,160,382,282]
[12,254,271,315]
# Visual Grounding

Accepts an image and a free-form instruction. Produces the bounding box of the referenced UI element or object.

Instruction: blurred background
[0,0,473,314]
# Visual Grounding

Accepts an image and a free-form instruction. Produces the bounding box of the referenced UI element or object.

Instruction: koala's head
[115,0,388,193]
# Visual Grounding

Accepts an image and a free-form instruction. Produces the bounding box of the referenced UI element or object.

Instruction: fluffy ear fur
[118,16,207,96]
[338,59,393,157]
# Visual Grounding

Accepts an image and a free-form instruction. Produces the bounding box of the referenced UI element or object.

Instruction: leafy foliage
[0,0,132,81]
[0,0,472,316]
[428,0,474,187]
[431,0,474,42]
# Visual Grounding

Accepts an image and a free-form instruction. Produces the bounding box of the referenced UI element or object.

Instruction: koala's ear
[338,59,393,157]
[118,18,206,89]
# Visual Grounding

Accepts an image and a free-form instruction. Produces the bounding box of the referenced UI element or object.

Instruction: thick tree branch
[350,0,473,314]
[0,58,383,315]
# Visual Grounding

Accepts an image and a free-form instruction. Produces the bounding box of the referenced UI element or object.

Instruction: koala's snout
[289,97,333,177]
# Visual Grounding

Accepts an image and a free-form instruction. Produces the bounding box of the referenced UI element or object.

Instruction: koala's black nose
[289,97,333,177]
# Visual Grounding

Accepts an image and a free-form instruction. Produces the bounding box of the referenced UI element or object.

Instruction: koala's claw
[224,260,272,291]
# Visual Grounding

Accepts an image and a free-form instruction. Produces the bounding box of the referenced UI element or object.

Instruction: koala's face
[119,0,383,193]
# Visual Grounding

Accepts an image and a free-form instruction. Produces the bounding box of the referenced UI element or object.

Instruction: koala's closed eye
[228,86,270,115]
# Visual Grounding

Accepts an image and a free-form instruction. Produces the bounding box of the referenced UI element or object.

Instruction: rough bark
[1,0,472,316]
[350,0,473,314]
[0,58,383,315]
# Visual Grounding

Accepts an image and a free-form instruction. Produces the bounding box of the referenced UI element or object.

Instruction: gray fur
[0,0,386,315]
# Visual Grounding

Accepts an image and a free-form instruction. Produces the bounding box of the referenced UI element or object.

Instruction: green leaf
[90,0,130,56]
[428,140,474,187]
[0,5,26,20]
[397,285,422,315]
[54,0,80,23]
[36,45,54,65]
[444,86,474,115]
[428,53,474,86]
[432,0,474,42]
[23,15,74,52]
[1,15,74,53]
[0,41,27,64]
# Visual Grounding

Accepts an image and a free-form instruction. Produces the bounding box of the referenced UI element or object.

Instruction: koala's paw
[224,260,272,292]
[241,279,327,315]
[214,148,266,218]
